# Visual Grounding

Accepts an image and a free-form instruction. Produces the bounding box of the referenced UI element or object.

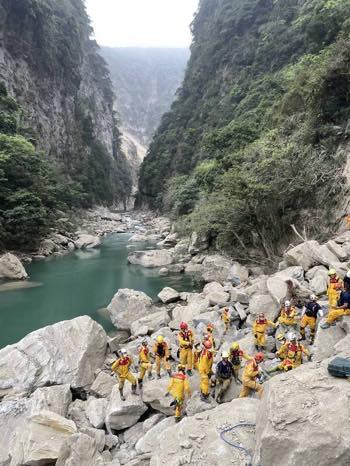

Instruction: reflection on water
[0,233,196,348]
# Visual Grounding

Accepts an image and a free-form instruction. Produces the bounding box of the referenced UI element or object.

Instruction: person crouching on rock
[229,341,251,383]
[278,300,298,332]
[215,351,233,403]
[321,282,350,329]
[137,339,153,388]
[239,352,265,399]
[178,321,195,375]
[153,335,171,379]
[300,294,323,343]
[165,364,191,423]
[326,268,343,310]
[111,348,137,401]
[199,340,214,403]
[253,313,276,351]
[285,333,310,366]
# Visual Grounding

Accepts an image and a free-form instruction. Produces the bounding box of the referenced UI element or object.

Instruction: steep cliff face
[101,47,189,146]
[139,0,350,260]
[0,0,131,206]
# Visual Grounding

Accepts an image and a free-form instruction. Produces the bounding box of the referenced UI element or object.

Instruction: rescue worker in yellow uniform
[153,335,171,379]
[166,364,191,422]
[229,341,252,382]
[300,295,323,343]
[278,300,298,331]
[111,348,137,401]
[222,308,231,333]
[327,268,343,310]
[268,357,295,374]
[198,340,214,402]
[276,334,288,360]
[205,323,216,349]
[137,340,153,387]
[321,282,350,328]
[253,313,277,350]
[286,334,310,366]
[178,321,195,375]
[239,352,265,399]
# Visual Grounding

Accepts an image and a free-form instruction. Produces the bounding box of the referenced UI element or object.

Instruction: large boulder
[171,297,210,327]
[284,240,339,271]
[0,253,28,280]
[326,240,348,261]
[150,398,259,466]
[157,287,180,304]
[86,397,108,429]
[248,293,280,321]
[201,255,232,283]
[312,324,347,362]
[128,250,173,268]
[10,410,77,465]
[0,316,107,395]
[130,310,170,336]
[206,291,230,306]
[141,378,174,415]
[135,417,174,454]
[185,391,218,416]
[90,371,116,398]
[227,262,249,284]
[74,234,101,249]
[266,276,287,304]
[56,432,104,466]
[107,289,153,330]
[254,361,350,466]
[308,268,328,295]
[106,386,147,431]
[188,231,209,255]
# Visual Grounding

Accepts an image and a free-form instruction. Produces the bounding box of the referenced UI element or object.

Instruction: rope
[220,421,260,466]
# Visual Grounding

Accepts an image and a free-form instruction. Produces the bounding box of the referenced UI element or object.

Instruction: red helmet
[179,321,188,330]
[207,323,214,330]
[255,352,264,363]
[203,340,212,349]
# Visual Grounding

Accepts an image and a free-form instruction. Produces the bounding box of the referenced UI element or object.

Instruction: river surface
[0,234,195,348]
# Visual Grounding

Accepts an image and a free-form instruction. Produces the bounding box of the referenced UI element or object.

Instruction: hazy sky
[85,0,199,48]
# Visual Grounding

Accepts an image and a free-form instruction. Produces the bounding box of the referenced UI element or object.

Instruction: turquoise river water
[0,234,195,348]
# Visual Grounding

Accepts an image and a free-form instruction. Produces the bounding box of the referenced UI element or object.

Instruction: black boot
[131,384,137,395]
[175,416,181,423]
[157,373,161,379]
[167,369,172,377]
[119,388,125,401]
[138,378,143,389]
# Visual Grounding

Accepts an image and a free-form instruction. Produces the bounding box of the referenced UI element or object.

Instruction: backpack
[328,357,350,378]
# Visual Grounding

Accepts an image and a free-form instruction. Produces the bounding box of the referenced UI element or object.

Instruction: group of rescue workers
[111,268,350,422]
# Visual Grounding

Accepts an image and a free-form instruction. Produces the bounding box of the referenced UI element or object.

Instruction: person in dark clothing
[300,294,323,343]
[215,351,233,403]
[321,282,350,328]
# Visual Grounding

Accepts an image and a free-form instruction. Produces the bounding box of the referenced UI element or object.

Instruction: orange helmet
[255,352,264,363]
[180,322,188,330]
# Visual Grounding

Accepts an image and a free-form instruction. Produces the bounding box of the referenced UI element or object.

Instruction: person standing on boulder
[253,313,276,351]
[178,321,195,375]
[229,341,252,382]
[165,364,191,422]
[327,268,343,310]
[153,335,172,379]
[215,351,233,403]
[278,300,298,332]
[111,349,138,401]
[239,352,265,399]
[300,295,323,343]
[137,340,153,388]
[286,333,310,366]
[222,308,231,333]
[321,282,350,328]
[198,340,214,402]
[205,323,216,349]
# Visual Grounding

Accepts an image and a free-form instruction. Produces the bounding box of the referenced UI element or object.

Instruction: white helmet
[310,294,317,300]
[347,270,350,278]
[222,351,229,358]
[287,332,296,341]
[120,348,127,355]
[285,300,291,307]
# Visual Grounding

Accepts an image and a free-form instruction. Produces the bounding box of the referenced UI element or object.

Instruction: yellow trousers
[300,315,316,336]
[239,380,263,399]
[233,364,240,379]
[155,355,170,375]
[118,372,136,389]
[328,288,339,309]
[180,347,193,370]
[139,362,152,381]
[174,399,183,419]
[254,331,266,347]
[200,373,210,395]
[326,308,350,324]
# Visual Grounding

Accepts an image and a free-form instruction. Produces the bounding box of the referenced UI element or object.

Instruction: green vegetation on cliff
[139,0,350,259]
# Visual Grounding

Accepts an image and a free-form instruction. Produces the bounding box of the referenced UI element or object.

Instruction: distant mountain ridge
[101,47,189,146]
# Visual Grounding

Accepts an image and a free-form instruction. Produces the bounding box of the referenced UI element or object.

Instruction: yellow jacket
[242,359,259,384]
[278,307,298,325]
[153,342,170,359]
[222,310,230,323]
[167,372,191,400]
[178,330,194,348]
[111,356,133,377]
[198,349,214,375]
[138,346,151,364]
[253,319,275,334]
[276,342,289,360]
[287,342,309,366]
[327,276,343,295]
